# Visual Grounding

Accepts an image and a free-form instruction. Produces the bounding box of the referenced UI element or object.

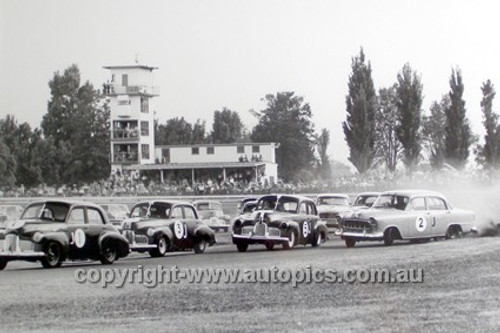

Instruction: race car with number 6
[232,194,328,252]
[121,200,216,256]
[338,190,475,248]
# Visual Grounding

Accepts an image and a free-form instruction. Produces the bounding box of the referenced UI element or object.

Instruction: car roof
[26,199,103,209]
[134,200,193,206]
[259,194,315,203]
[192,200,221,204]
[379,189,445,198]
[316,193,350,198]
[355,192,381,196]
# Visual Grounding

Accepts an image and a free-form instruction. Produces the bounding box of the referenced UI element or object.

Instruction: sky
[1,0,500,165]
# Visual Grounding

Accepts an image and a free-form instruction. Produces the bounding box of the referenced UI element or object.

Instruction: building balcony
[105,84,159,96]
[112,129,139,141]
[112,152,139,164]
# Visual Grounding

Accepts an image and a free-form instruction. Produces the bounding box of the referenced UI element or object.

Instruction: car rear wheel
[236,243,248,252]
[345,238,356,248]
[41,241,63,268]
[193,240,207,254]
[283,231,296,250]
[100,242,117,265]
[312,232,323,247]
[150,236,169,257]
[445,226,463,239]
[265,243,274,251]
[0,260,7,271]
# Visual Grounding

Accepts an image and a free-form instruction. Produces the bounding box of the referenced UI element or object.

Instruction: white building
[104,64,279,185]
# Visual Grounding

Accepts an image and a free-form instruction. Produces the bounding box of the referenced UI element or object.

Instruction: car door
[427,196,451,236]
[406,196,431,238]
[66,206,89,258]
[170,205,189,247]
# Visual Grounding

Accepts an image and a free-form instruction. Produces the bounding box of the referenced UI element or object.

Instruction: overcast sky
[1,0,499,164]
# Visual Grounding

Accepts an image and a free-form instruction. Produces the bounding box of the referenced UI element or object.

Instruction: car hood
[1,219,65,234]
[344,208,404,220]
[317,205,351,213]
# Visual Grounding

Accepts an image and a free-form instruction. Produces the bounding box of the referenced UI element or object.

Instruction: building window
[140,97,149,113]
[122,74,128,86]
[252,145,260,153]
[207,147,215,155]
[140,121,149,136]
[237,145,245,154]
[192,147,199,155]
[141,144,150,160]
[162,148,170,163]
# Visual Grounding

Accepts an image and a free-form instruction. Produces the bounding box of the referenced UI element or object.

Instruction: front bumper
[336,230,384,240]
[0,234,45,261]
[232,233,290,245]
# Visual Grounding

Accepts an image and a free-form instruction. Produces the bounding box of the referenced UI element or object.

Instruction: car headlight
[147,228,155,237]
[32,232,43,243]
[369,218,377,227]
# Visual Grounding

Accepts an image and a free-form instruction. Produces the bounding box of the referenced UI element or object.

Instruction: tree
[211,108,244,144]
[0,138,16,188]
[476,80,500,168]
[375,85,401,172]
[41,64,110,186]
[422,96,448,170]
[251,92,317,181]
[343,48,377,173]
[443,68,473,169]
[316,128,332,180]
[395,63,423,172]
[156,117,206,145]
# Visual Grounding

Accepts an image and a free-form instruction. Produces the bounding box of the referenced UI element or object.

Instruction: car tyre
[312,232,323,247]
[41,241,63,268]
[384,229,395,246]
[236,243,248,252]
[283,231,296,250]
[193,240,207,254]
[100,242,118,265]
[150,236,169,257]
[265,243,274,251]
[345,238,356,248]
[0,260,7,271]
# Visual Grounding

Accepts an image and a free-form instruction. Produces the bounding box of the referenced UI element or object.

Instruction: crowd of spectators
[0,167,498,198]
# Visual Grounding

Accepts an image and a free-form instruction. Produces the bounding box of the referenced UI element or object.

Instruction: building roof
[156,142,278,148]
[103,65,158,71]
[124,161,272,171]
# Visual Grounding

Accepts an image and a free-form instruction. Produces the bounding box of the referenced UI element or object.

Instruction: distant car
[338,190,476,248]
[193,200,230,232]
[100,203,130,227]
[352,192,380,209]
[316,193,351,230]
[0,200,130,270]
[232,194,328,252]
[121,200,216,257]
[237,197,258,215]
[0,204,24,223]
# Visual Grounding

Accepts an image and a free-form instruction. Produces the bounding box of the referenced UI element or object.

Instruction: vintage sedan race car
[232,195,328,252]
[0,200,130,270]
[193,200,230,232]
[121,200,216,257]
[316,193,351,230]
[338,190,475,247]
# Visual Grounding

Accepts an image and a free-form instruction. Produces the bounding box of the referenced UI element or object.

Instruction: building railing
[106,85,159,96]
[113,128,139,139]
[113,152,138,164]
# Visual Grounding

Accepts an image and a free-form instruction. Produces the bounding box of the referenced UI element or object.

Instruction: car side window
[87,208,105,225]
[68,208,86,225]
[308,202,317,215]
[171,207,184,219]
[184,206,197,219]
[410,197,426,211]
[299,203,308,214]
[427,197,447,210]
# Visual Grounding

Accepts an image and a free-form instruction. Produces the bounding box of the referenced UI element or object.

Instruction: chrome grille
[343,220,372,232]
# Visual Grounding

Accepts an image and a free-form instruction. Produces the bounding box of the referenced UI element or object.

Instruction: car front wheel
[41,241,63,268]
[193,240,207,254]
[150,236,169,257]
[100,242,117,265]
[283,231,296,250]
[345,238,356,248]
[0,260,7,271]
[312,232,323,247]
[236,243,248,252]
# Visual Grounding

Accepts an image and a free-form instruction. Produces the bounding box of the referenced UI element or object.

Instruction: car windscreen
[354,195,377,207]
[149,202,173,218]
[130,203,150,218]
[372,195,409,210]
[275,196,299,213]
[102,204,129,220]
[317,197,349,206]
[21,202,70,222]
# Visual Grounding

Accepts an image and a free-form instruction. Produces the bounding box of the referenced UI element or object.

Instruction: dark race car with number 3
[232,194,328,252]
[121,200,216,257]
[0,200,130,270]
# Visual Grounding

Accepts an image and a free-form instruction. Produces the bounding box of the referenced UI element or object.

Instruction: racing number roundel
[174,221,184,239]
[415,217,427,232]
[74,228,86,248]
[302,222,310,238]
